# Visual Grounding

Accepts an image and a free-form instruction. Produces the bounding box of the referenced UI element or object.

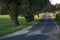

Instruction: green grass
[0,13,44,36]
[0,15,36,36]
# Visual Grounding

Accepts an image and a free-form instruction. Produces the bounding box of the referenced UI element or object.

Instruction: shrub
[55,13,60,21]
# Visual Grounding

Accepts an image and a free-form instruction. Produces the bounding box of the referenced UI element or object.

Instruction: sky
[49,0,60,5]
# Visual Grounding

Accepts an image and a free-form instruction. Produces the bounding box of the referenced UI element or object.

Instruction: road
[0,13,59,40]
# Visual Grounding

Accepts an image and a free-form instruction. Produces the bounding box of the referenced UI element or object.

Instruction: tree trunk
[25,15,34,22]
[36,12,40,18]
[10,13,19,26]
[37,13,39,18]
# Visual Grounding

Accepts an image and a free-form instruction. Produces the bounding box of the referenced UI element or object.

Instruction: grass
[53,11,60,39]
[0,13,44,36]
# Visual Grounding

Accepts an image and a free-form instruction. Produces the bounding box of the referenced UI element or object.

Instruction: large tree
[0,0,22,26]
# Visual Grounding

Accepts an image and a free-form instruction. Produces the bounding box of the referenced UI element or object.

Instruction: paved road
[0,13,59,40]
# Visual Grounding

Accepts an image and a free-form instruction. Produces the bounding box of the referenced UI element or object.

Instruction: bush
[55,13,60,21]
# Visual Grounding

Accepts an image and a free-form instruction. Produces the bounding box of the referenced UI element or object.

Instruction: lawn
[0,13,44,36]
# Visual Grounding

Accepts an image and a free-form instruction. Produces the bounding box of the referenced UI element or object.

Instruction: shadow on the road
[1,34,49,40]
[28,19,56,33]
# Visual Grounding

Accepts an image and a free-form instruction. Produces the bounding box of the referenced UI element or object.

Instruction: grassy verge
[0,13,44,36]
[55,17,60,40]
[53,11,60,39]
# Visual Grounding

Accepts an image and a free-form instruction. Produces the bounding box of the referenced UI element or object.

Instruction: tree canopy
[0,0,58,26]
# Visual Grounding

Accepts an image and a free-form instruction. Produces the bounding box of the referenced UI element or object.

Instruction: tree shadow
[1,34,49,40]
[28,18,56,33]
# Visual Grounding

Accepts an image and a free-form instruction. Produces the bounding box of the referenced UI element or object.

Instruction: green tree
[0,0,57,26]
[0,0,21,26]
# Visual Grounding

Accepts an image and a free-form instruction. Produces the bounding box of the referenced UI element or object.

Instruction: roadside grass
[55,16,60,40]
[53,11,60,39]
[0,13,44,36]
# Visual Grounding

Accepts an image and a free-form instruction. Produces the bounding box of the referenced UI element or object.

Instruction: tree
[20,0,34,22]
[0,0,57,26]
[0,0,22,26]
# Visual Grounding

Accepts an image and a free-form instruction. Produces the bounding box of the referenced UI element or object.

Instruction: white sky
[49,0,60,5]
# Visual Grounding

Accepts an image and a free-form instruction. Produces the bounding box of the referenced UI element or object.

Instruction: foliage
[0,0,58,25]
[0,0,55,15]
[55,12,60,21]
